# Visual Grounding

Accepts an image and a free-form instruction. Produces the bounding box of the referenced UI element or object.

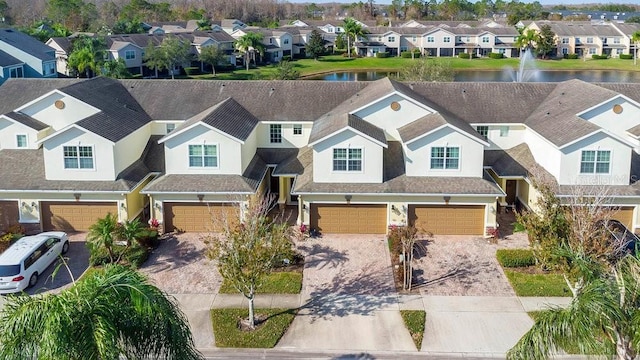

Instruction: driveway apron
[277,235,416,352]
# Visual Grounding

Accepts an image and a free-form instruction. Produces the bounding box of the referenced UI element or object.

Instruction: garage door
[164,203,238,232]
[612,207,634,229]
[0,201,19,233]
[41,201,118,231]
[310,204,387,234]
[409,205,484,235]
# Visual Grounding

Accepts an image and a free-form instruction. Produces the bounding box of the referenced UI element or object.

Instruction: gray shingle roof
[4,111,48,131]
[294,141,503,195]
[0,143,156,193]
[169,98,260,142]
[309,113,386,145]
[60,77,152,142]
[483,143,554,182]
[0,78,81,115]
[0,29,55,61]
[0,50,22,67]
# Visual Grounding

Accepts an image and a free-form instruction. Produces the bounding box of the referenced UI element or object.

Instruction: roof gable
[308,113,387,148]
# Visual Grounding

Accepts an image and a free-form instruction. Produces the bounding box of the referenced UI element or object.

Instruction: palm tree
[343,17,367,58]
[507,255,640,360]
[117,218,144,248]
[0,265,203,360]
[632,31,640,66]
[87,213,118,263]
[515,28,539,56]
[235,32,265,71]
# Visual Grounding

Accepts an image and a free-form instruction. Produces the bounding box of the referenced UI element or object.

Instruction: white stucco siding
[151,120,184,135]
[484,125,526,150]
[560,132,631,186]
[580,98,640,147]
[19,92,100,131]
[241,128,258,173]
[0,117,39,149]
[113,125,150,175]
[524,129,562,181]
[405,126,484,178]
[312,129,383,183]
[163,124,242,175]
[354,94,432,141]
[43,127,116,181]
[255,122,312,148]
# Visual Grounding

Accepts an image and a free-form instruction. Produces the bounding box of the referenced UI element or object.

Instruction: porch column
[297,196,303,225]
[278,177,287,209]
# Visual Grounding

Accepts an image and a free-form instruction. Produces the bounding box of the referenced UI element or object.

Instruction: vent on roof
[269,88,275,96]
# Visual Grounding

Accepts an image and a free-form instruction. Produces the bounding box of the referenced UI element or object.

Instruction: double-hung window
[189,144,218,167]
[125,50,136,60]
[333,148,362,171]
[270,124,282,143]
[16,134,27,148]
[293,124,302,135]
[482,36,490,43]
[476,126,488,140]
[388,36,395,42]
[580,150,610,174]
[430,146,459,170]
[63,145,94,169]
[427,36,434,43]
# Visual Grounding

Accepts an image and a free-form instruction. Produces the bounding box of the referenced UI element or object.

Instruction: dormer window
[63,145,94,169]
[16,134,27,148]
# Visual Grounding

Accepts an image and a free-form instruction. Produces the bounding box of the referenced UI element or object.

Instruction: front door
[505,180,517,205]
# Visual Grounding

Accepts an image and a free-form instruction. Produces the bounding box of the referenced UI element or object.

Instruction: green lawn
[186,55,640,81]
[210,308,296,348]
[400,310,426,350]
[504,269,571,297]
[218,271,302,294]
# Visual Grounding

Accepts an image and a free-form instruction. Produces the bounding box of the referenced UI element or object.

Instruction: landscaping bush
[591,54,609,60]
[136,228,159,248]
[563,53,579,59]
[375,52,389,58]
[497,249,536,268]
[458,53,478,59]
[183,67,200,75]
[89,243,149,268]
[488,52,504,59]
[281,55,291,62]
[401,51,421,58]
[620,54,633,60]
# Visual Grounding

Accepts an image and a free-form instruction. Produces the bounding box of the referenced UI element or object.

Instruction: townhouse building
[0,29,57,84]
[1,77,640,237]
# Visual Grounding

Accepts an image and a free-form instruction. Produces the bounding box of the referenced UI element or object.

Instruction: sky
[287,0,636,7]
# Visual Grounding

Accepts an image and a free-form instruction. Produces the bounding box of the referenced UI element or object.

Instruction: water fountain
[507,48,539,82]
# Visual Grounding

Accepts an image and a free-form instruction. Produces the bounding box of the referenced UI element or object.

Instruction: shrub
[375,51,389,58]
[89,243,149,268]
[620,54,633,60]
[401,51,421,58]
[459,53,478,59]
[281,55,291,62]
[136,228,159,248]
[488,52,504,59]
[497,249,536,268]
[563,53,579,59]
[183,67,200,75]
[591,54,609,60]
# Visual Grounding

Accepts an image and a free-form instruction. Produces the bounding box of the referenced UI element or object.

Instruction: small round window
[613,104,623,114]
[390,101,401,111]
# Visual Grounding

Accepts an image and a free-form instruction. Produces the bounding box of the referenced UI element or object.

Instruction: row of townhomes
[1,77,640,236]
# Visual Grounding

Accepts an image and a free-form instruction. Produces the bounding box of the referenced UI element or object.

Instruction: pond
[304,70,640,83]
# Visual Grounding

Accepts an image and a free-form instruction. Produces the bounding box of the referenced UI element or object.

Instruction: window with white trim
[430,146,459,170]
[562,48,568,55]
[333,148,362,171]
[16,134,27,148]
[614,37,621,44]
[562,38,569,44]
[587,37,594,44]
[589,47,597,54]
[293,124,302,135]
[125,50,135,60]
[9,67,23,78]
[284,38,289,44]
[444,36,451,43]
[427,36,434,43]
[580,150,610,174]
[388,36,395,42]
[270,124,282,143]
[43,62,56,75]
[482,36,490,43]
[63,145,94,169]
[189,144,218,167]
[499,126,509,137]
[165,123,175,134]
[476,126,488,140]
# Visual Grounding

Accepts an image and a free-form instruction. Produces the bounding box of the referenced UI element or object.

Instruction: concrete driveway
[139,233,222,294]
[277,235,416,352]
[27,232,90,295]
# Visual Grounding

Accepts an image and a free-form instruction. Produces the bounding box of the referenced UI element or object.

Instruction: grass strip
[211,308,296,348]
[400,310,426,350]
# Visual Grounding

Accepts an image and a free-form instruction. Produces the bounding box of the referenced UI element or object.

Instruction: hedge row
[496,249,536,268]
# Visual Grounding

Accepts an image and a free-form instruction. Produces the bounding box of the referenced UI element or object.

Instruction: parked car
[0,231,69,294]
[598,219,639,256]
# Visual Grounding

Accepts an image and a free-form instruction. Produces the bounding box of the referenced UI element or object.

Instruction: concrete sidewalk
[174,292,572,354]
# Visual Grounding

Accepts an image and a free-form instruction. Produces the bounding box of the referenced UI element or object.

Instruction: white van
[0,231,69,294]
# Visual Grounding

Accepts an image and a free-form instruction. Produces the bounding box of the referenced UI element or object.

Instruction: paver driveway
[413,231,529,296]
[139,233,221,294]
[278,234,415,352]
